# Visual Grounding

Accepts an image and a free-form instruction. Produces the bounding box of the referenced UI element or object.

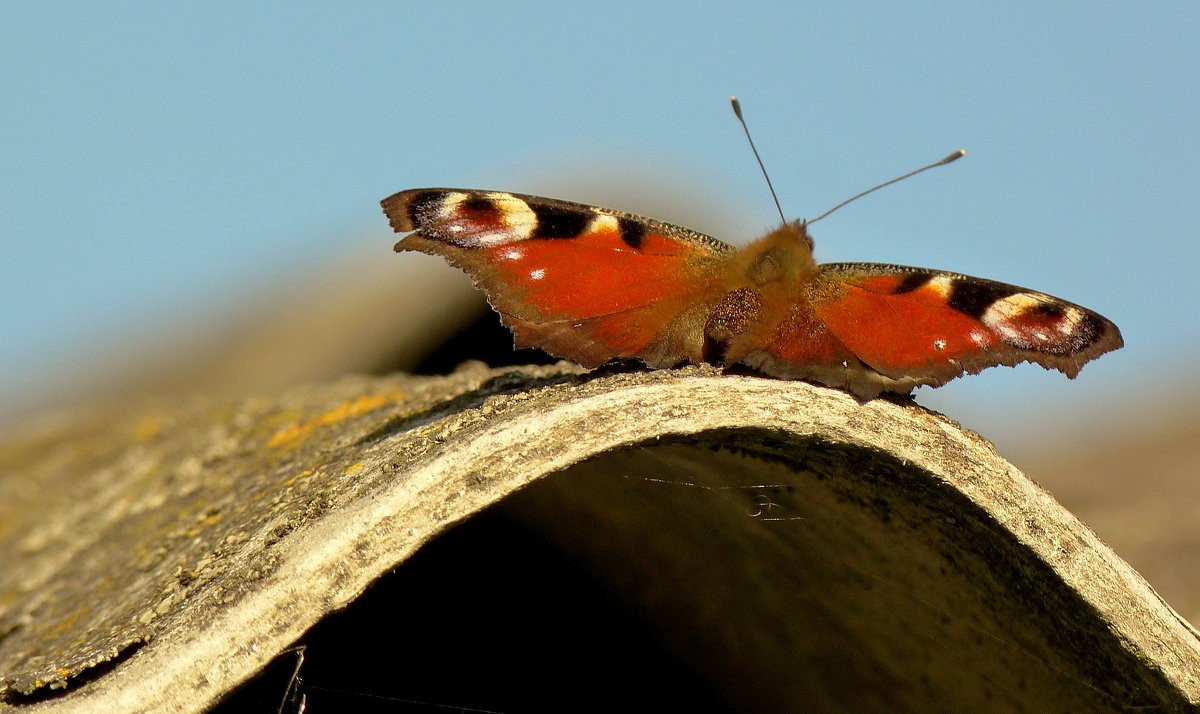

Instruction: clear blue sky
[2,2,1197,437]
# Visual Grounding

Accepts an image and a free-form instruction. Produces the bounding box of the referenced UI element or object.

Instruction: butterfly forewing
[382,188,737,366]
[808,263,1123,384]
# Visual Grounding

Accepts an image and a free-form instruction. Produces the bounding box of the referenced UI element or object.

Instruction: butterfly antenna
[731,97,787,224]
[808,149,967,225]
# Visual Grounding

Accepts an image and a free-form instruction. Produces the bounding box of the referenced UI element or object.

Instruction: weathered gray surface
[0,364,1197,712]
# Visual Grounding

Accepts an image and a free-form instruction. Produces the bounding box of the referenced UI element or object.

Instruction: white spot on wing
[926,275,955,297]
[981,292,1050,326]
[995,324,1024,344]
[1057,307,1085,334]
[438,192,470,219]
[484,192,537,244]
[435,193,473,236]
[980,292,1085,349]
[588,213,620,235]
[933,339,947,351]
[439,192,538,248]
[530,268,546,280]
[500,247,525,261]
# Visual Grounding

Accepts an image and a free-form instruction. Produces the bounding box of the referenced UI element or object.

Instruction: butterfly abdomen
[699,223,823,365]
[702,288,765,364]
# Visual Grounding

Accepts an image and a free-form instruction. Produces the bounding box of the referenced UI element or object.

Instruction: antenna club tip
[730,96,743,118]
[943,149,967,164]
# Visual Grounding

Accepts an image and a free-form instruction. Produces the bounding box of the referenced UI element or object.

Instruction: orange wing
[382,189,736,367]
[787,263,1123,398]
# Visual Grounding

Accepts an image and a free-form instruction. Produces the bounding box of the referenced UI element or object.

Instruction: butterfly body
[383,188,1122,399]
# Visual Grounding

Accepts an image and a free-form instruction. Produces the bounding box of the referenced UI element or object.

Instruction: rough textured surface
[0,364,1197,712]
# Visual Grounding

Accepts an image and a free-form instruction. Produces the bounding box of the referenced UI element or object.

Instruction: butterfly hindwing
[382,189,737,367]
[803,263,1123,391]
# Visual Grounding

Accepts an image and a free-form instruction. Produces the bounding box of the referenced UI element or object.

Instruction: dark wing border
[381,187,738,257]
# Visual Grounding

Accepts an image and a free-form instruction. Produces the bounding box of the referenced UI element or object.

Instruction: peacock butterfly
[380,184,1122,400]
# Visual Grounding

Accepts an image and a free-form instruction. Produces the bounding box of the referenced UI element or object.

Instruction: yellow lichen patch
[344,461,366,475]
[266,421,308,448]
[267,392,404,448]
[282,468,315,487]
[186,511,225,537]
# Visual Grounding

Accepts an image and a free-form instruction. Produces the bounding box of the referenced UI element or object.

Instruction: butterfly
[380,188,1123,400]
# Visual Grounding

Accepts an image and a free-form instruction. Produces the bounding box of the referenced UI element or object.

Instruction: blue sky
[2,2,1197,439]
